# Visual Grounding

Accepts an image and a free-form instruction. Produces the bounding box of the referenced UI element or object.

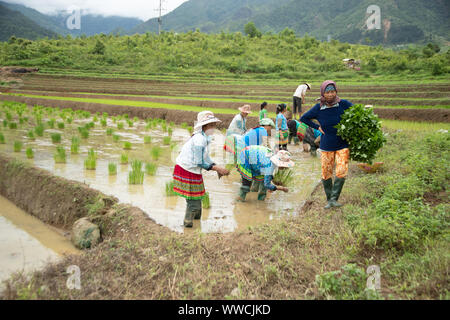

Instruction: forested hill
[131,0,450,45]
[0,3,58,41]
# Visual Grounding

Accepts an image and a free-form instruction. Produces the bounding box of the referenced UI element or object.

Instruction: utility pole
[156,0,165,35]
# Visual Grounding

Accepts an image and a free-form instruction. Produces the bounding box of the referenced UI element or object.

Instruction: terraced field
[1,74,449,124]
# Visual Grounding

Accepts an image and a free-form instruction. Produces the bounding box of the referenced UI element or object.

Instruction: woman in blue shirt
[236,146,292,201]
[275,103,289,151]
[300,80,353,209]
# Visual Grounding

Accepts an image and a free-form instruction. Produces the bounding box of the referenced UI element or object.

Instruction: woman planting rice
[236,146,292,202]
[300,80,353,209]
[173,111,230,227]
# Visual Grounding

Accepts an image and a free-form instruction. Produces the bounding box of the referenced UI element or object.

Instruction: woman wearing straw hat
[173,111,230,227]
[300,80,353,209]
[236,146,292,202]
[227,104,252,136]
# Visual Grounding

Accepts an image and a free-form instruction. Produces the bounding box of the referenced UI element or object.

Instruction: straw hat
[305,83,311,90]
[238,104,252,114]
[193,111,221,132]
[270,150,295,168]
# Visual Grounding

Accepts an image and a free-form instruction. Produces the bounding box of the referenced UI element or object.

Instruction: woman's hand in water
[277,186,289,193]
[213,166,230,177]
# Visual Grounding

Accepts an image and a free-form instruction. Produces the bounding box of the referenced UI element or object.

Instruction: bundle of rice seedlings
[106,128,114,136]
[84,149,97,170]
[202,192,210,209]
[150,146,161,161]
[8,122,17,129]
[0,132,5,144]
[35,124,44,137]
[54,146,66,163]
[57,122,65,129]
[113,134,120,142]
[145,162,157,176]
[163,136,171,145]
[51,133,62,143]
[165,181,177,196]
[108,162,117,176]
[128,159,144,185]
[123,141,132,150]
[117,122,124,130]
[71,136,80,154]
[26,147,34,159]
[120,153,128,164]
[13,141,22,152]
[272,169,294,187]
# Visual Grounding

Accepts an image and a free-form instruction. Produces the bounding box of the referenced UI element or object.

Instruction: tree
[244,22,261,38]
[92,40,105,55]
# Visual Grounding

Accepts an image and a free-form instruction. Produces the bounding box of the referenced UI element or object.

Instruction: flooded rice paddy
[0,111,321,234]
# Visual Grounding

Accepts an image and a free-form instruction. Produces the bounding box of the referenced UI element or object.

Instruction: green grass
[51,133,62,144]
[381,120,450,132]
[145,162,157,176]
[84,149,97,170]
[129,160,144,185]
[25,147,34,159]
[54,146,66,163]
[13,141,22,152]
[108,162,117,176]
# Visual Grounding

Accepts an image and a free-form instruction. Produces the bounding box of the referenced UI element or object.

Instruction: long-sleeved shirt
[243,126,269,147]
[275,113,288,131]
[176,131,215,174]
[237,145,277,191]
[300,99,353,151]
[227,113,247,136]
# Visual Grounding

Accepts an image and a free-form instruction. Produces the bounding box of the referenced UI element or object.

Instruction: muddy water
[0,195,79,290]
[0,116,321,233]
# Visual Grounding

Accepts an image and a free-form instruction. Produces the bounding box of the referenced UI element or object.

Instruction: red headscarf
[319,80,341,107]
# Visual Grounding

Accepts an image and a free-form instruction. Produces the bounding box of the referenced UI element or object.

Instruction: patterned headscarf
[319,80,341,107]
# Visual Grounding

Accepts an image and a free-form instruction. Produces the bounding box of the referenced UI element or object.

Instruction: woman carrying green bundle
[300,80,353,209]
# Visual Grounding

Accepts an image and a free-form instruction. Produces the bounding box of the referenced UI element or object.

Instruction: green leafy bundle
[335,104,386,164]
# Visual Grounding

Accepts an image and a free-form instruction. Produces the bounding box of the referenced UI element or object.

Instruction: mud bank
[0,153,118,229]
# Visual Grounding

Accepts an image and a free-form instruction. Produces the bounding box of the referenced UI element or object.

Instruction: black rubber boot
[330,177,346,208]
[192,199,202,220]
[322,178,333,209]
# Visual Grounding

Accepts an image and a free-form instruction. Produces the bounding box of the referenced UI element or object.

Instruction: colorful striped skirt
[276,129,289,145]
[172,165,205,200]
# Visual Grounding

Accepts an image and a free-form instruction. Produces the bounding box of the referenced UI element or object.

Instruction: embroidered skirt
[276,129,289,145]
[173,165,205,200]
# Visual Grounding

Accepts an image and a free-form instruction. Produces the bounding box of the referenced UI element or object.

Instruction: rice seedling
[86,121,95,129]
[54,146,66,163]
[19,117,24,125]
[51,133,62,143]
[167,127,173,136]
[127,120,134,128]
[123,114,129,119]
[128,159,144,185]
[123,141,132,150]
[3,120,7,127]
[34,124,45,136]
[27,130,35,140]
[8,122,17,129]
[165,181,177,196]
[0,132,5,144]
[117,122,124,130]
[106,128,114,136]
[100,119,107,127]
[163,136,171,145]
[169,121,175,127]
[181,122,188,129]
[84,149,97,170]
[144,136,152,144]
[5,112,12,121]
[120,153,128,164]
[145,162,157,176]
[93,116,98,122]
[187,126,194,135]
[47,119,55,129]
[80,127,89,139]
[26,147,34,159]
[108,162,117,176]
[57,122,65,129]
[66,116,73,124]
[102,112,108,118]
[133,117,139,123]
[113,134,120,142]
[272,169,294,187]
[150,146,161,161]
[13,141,22,152]
[202,192,210,209]
[161,123,167,132]
[71,136,80,154]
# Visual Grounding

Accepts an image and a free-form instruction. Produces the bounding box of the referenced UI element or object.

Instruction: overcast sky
[3,0,189,21]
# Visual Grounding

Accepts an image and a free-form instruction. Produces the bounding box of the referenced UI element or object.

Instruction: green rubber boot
[256,181,267,201]
[237,185,251,202]
[329,177,346,208]
[250,181,259,192]
[184,205,195,228]
[190,199,202,220]
[322,178,333,209]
